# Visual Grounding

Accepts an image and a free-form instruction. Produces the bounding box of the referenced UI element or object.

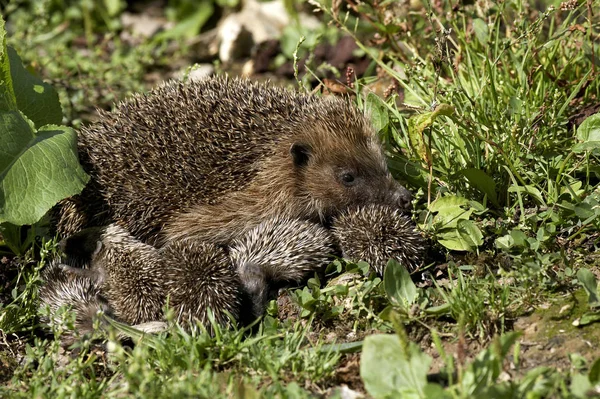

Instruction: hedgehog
[160,239,243,329]
[229,215,335,319]
[56,224,244,329]
[58,224,168,325]
[55,76,412,247]
[331,204,426,275]
[38,261,114,346]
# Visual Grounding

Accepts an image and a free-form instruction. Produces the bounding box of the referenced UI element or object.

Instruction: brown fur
[61,77,410,246]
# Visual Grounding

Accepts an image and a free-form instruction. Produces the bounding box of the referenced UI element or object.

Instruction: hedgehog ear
[290,143,312,167]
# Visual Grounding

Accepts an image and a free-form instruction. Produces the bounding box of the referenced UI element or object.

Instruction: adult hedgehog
[56,77,411,246]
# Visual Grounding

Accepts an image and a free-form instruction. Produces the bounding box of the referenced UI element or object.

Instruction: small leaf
[577,269,600,308]
[360,334,431,398]
[473,19,489,45]
[318,341,363,354]
[460,168,499,206]
[366,92,389,132]
[573,113,600,153]
[570,373,592,397]
[384,259,417,308]
[495,234,514,250]
[424,303,451,316]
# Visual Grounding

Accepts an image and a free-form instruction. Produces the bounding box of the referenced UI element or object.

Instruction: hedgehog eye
[341,173,356,186]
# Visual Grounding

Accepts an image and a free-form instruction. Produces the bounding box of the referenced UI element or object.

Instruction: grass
[1,0,600,397]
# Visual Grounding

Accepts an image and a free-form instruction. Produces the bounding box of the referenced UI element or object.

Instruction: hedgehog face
[291,135,412,221]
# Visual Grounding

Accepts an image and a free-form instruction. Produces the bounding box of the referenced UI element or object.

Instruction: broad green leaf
[460,168,499,206]
[0,111,89,225]
[360,334,431,398]
[495,234,513,250]
[0,15,16,111]
[577,269,600,308]
[407,113,431,165]
[384,259,417,308]
[8,46,62,128]
[429,195,472,229]
[510,229,528,247]
[473,19,489,45]
[570,373,592,398]
[457,219,483,247]
[437,219,483,252]
[573,113,600,153]
[366,92,389,132]
[574,202,596,221]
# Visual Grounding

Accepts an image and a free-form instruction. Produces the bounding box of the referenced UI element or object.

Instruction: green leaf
[473,19,489,45]
[0,112,89,225]
[0,15,16,111]
[579,311,600,326]
[495,234,513,250]
[570,373,592,398]
[510,229,528,247]
[366,92,389,132]
[437,220,483,252]
[407,104,455,166]
[424,303,451,316]
[573,113,600,153]
[156,5,214,40]
[457,219,483,247]
[360,334,432,398]
[460,168,499,206]
[384,259,417,308]
[577,269,600,308]
[429,195,472,229]
[103,0,125,16]
[8,47,62,128]
[461,333,520,395]
[318,341,363,354]
[589,357,600,384]
[508,185,546,206]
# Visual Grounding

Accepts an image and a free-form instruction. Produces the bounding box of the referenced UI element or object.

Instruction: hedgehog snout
[393,185,412,210]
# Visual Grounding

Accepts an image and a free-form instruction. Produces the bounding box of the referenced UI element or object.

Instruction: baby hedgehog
[332,204,426,275]
[229,215,335,320]
[160,239,242,330]
[38,262,113,346]
[56,76,412,247]
[57,224,244,329]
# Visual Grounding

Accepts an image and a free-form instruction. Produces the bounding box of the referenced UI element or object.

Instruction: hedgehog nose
[393,186,412,210]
